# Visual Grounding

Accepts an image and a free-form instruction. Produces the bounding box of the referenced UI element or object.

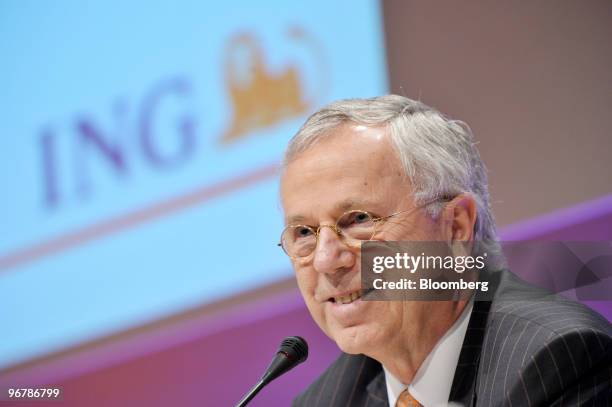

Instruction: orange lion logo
[220,27,327,144]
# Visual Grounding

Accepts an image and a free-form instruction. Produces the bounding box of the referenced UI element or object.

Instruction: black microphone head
[279,336,308,364]
[237,337,310,406]
[260,336,309,385]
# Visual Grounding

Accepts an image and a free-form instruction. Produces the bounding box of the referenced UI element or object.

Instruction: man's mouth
[330,290,363,304]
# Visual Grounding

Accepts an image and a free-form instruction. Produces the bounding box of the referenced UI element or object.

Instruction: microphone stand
[236,379,265,407]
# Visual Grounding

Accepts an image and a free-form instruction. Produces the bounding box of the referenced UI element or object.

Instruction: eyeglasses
[278,198,450,259]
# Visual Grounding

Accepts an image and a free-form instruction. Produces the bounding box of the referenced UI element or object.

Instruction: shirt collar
[383,299,474,407]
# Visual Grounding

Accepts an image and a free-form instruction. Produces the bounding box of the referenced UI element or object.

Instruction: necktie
[395,389,422,407]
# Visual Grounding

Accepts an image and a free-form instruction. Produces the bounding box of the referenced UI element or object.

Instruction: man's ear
[441,194,478,242]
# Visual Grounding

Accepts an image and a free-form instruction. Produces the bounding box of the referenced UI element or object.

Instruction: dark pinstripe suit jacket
[293,270,612,406]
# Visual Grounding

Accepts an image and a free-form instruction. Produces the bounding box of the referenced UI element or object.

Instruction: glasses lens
[282,225,317,257]
[336,210,376,241]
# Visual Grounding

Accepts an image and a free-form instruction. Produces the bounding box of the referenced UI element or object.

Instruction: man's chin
[331,326,376,355]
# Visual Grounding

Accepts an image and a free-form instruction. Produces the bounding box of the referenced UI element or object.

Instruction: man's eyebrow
[334,198,376,212]
[286,214,307,225]
[285,199,378,224]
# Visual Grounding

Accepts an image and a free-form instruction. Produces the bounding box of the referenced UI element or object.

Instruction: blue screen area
[0,0,387,368]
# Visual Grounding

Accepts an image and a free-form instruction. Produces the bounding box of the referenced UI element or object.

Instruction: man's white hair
[284,94,500,258]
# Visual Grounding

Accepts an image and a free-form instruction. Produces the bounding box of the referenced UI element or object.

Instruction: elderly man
[279,95,611,406]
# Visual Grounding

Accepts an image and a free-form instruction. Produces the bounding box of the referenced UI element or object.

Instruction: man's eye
[339,211,373,228]
[295,227,314,238]
[354,212,372,223]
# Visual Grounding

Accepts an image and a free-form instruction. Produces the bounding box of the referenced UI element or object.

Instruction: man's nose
[312,226,355,274]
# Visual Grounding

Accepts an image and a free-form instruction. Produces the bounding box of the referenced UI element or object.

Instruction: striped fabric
[292,270,612,406]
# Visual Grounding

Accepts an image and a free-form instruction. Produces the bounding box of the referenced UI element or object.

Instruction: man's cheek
[294,273,312,295]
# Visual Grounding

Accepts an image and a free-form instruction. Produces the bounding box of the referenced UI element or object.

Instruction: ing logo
[35,27,329,209]
[220,27,327,143]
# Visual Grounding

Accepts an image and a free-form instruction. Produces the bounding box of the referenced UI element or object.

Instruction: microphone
[236,336,308,407]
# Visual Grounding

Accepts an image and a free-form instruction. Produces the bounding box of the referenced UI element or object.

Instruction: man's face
[280,124,446,356]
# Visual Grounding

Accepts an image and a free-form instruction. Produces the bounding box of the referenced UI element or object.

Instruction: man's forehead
[283,125,400,177]
[311,123,388,152]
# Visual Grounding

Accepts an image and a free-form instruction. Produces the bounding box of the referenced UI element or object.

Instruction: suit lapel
[449,299,491,405]
[365,368,389,407]
[449,269,503,405]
